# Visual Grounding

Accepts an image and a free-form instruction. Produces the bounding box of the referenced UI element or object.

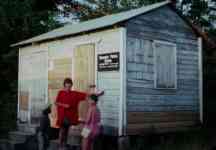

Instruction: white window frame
[153,40,177,89]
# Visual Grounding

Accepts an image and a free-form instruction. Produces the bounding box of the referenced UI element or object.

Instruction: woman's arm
[55,102,69,108]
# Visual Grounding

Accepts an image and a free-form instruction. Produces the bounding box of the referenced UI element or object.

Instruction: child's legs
[82,137,88,150]
[59,127,69,147]
[89,138,94,150]
[82,137,93,150]
[37,131,44,150]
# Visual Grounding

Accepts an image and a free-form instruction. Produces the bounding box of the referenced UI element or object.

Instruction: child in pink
[82,94,101,150]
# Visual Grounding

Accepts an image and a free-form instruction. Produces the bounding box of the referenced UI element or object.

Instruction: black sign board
[98,52,120,71]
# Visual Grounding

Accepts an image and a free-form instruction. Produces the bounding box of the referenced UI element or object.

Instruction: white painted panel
[48,40,73,59]
[19,49,48,123]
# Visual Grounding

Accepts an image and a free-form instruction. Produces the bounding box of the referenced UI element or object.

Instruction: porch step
[48,140,59,150]
[47,140,81,150]
[9,131,34,144]
[17,123,38,134]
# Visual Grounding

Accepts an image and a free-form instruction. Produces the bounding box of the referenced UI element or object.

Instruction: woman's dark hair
[63,78,73,87]
[90,94,98,103]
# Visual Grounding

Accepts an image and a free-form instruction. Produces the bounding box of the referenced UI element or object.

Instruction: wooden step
[47,140,59,150]
[9,131,34,144]
[47,140,81,150]
[17,123,38,134]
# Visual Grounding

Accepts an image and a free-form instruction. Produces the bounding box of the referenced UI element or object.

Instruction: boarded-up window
[73,44,95,91]
[154,41,176,89]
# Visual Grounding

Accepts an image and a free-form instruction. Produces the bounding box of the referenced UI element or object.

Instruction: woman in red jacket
[56,78,104,150]
[55,78,87,150]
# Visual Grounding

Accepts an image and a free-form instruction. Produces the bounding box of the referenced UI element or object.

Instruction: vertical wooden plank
[119,27,127,136]
[198,37,203,123]
[19,53,31,122]
[18,49,21,120]
[29,51,48,123]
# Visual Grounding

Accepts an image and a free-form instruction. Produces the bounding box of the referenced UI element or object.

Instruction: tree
[179,0,216,47]
[54,0,164,21]
[0,0,60,136]
[54,0,216,40]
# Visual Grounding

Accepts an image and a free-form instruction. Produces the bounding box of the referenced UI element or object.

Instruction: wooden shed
[12,0,203,136]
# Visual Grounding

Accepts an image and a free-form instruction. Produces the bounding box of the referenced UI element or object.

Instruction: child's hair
[90,94,98,103]
[42,105,51,115]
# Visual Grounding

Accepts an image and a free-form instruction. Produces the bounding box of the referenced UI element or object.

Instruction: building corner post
[198,37,203,124]
[119,27,127,136]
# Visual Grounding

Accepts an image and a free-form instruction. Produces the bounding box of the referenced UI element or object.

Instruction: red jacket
[56,90,87,126]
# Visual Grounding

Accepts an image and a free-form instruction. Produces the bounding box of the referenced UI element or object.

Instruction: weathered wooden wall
[18,28,122,135]
[47,29,122,135]
[95,29,122,135]
[125,6,200,135]
[19,44,48,123]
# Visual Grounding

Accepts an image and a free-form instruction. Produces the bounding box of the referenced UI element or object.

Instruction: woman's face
[64,83,72,91]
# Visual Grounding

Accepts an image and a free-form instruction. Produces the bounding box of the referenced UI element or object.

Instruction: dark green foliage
[54,0,164,21]
[180,0,216,39]
[55,0,216,39]
[0,0,60,137]
[180,0,208,25]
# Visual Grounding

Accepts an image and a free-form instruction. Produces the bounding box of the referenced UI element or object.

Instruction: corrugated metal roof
[12,1,170,47]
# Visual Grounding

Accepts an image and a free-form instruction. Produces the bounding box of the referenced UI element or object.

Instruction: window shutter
[154,42,176,89]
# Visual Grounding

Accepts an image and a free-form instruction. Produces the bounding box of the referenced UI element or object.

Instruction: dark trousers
[59,127,69,147]
[38,132,49,150]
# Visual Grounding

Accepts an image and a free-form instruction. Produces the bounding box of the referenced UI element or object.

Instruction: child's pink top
[85,103,101,138]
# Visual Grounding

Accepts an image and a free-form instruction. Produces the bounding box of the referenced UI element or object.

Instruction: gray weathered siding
[125,5,199,134]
